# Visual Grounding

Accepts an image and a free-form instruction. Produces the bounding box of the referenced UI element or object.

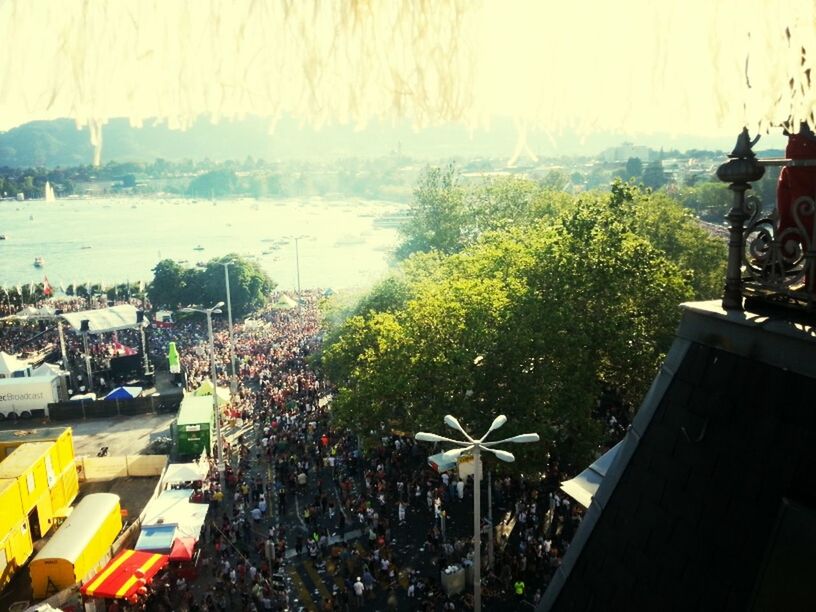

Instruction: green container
[174,396,215,458]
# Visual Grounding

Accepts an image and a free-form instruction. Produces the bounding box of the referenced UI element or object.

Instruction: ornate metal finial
[717,128,765,311]
[717,128,765,185]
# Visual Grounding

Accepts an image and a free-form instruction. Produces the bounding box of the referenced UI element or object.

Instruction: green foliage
[641,160,667,190]
[395,164,467,259]
[540,169,570,191]
[323,184,712,469]
[148,260,189,309]
[624,157,643,180]
[395,167,573,261]
[677,181,731,220]
[614,181,725,299]
[187,170,239,197]
[148,255,275,315]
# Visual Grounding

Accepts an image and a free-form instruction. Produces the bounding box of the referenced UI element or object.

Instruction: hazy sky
[0,0,805,159]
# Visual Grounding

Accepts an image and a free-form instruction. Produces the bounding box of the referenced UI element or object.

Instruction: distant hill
[0,116,789,168]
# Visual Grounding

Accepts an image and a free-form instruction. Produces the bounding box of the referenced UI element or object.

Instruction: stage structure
[3,304,153,392]
[60,305,153,392]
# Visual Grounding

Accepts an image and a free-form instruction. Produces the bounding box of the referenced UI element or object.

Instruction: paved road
[0,413,175,456]
[262,429,526,611]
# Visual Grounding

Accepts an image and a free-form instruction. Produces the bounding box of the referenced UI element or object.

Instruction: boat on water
[193,245,205,251]
[0,234,6,240]
[334,234,366,246]
[33,256,44,267]
[80,245,92,250]
[373,213,410,228]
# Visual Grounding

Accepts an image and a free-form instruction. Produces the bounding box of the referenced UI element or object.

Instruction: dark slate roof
[541,301,816,612]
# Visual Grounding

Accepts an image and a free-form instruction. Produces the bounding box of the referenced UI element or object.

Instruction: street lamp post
[220,261,237,395]
[294,237,301,295]
[286,235,308,296]
[416,415,539,612]
[180,302,226,491]
[79,319,93,393]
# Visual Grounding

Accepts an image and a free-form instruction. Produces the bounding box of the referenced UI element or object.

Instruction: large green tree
[324,189,701,469]
[148,255,275,315]
[677,181,731,220]
[395,167,572,260]
[148,259,189,308]
[395,164,467,259]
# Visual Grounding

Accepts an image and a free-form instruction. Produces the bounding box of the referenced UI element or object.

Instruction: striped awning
[81,549,168,600]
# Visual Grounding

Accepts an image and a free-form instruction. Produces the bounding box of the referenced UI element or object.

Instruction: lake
[0,196,405,290]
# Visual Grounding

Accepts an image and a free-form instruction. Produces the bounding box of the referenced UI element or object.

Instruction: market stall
[81,549,168,604]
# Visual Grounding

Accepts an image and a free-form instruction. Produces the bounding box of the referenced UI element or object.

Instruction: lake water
[0,196,405,290]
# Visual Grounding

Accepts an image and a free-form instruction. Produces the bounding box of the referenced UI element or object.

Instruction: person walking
[353,577,365,608]
[515,578,526,602]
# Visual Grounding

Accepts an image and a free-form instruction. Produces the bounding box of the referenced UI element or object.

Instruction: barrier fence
[77,454,168,482]
[47,394,181,421]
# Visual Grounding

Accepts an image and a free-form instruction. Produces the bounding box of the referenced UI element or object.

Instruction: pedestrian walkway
[284,536,412,611]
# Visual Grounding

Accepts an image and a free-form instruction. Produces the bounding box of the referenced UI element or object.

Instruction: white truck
[0,375,62,419]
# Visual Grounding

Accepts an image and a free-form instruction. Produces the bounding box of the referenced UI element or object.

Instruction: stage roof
[61,304,147,334]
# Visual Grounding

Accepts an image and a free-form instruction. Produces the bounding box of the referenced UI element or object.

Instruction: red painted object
[777,125,816,287]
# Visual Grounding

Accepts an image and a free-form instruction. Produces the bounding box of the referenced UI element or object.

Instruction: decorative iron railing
[742,192,816,309]
[717,129,816,313]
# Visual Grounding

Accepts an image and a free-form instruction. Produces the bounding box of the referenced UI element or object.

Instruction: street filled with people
[142,292,598,611]
[0,291,630,611]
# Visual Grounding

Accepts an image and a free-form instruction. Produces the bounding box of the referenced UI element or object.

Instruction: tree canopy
[395,165,573,261]
[322,179,725,470]
[148,254,276,316]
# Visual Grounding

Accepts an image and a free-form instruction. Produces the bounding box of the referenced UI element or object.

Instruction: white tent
[69,392,96,401]
[193,380,231,405]
[0,351,31,378]
[31,362,68,377]
[271,294,298,310]
[60,304,148,334]
[162,462,208,486]
[1,305,58,321]
[141,489,208,540]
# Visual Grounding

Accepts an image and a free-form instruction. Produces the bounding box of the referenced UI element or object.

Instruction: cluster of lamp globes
[415,414,539,463]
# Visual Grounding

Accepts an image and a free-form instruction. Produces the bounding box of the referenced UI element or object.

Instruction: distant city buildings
[599,142,658,163]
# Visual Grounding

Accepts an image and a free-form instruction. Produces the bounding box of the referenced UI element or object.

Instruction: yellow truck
[28,493,122,599]
[0,478,33,590]
[0,428,78,521]
[0,430,79,590]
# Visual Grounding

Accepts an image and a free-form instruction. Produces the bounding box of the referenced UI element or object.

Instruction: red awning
[81,549,168,600]
[169,537,196,561]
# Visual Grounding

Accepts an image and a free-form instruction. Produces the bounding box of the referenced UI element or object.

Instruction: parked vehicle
[29,493,122,598]
[0,375,62,419]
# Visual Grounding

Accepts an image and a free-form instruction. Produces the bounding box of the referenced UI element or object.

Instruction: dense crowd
[136,292,615,611]
[0,290,625,611]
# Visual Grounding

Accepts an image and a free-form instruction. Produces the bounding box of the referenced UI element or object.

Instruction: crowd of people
[133,292,609,611]
[0,289,625,611]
